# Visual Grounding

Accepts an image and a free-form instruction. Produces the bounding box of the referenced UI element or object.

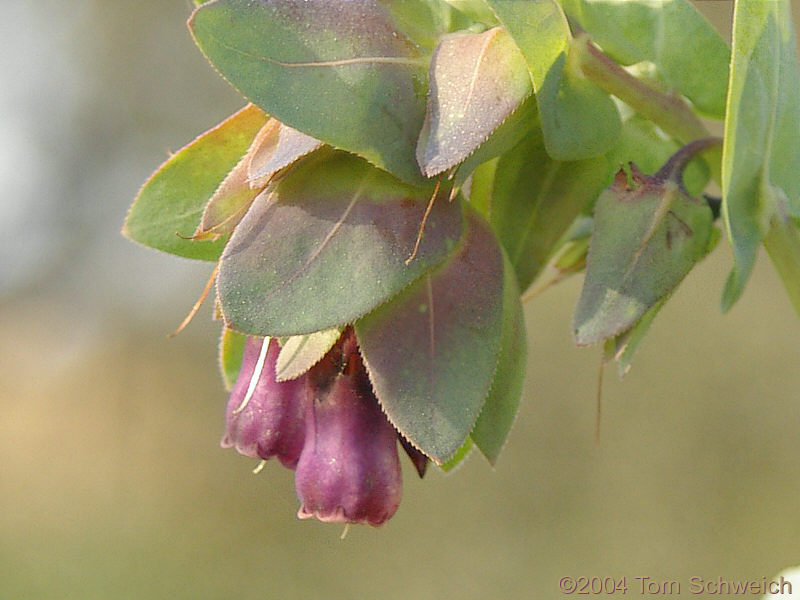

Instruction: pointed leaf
[189,0,428,184]
[218,152,463,337]
[247,123,324,188]
[123,104,267,260]
[219,326,247,391]
[487,128,612,291]
[722,1,800,311]
[483,0,620,159]
[439,437,473,472]
[275,328,341,382]
[470,246,526,464]
[416,27,532,176]
[356,206,504,464]
[574,167,713,345]
[561,0,730,119]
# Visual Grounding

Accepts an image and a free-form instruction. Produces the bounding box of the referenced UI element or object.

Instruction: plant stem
[654,137,722,184]
[574,33,710,144]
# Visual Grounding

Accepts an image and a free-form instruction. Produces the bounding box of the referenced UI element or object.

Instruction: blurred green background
[2,2,800,599]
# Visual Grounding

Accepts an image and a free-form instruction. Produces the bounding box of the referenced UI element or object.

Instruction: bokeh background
[3,2,800,599]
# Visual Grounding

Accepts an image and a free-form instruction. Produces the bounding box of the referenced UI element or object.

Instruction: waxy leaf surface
[275,329,341,382]
[484,0,620,159]
[561,0,730,119]
[218,153,463,337]
[417,27,531,176]
[722,1,800,313]
[356,207,504,464]
[574,169,713,345]
[189,0,427,184]
[124,104,267,261]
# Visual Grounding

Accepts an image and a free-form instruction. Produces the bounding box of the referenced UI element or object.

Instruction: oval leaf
[573,167,713,345]
[416,27,532,176]
[217,152,463,336]
[189,0,428,184]
[355,206,504,464]
[275,328,341,382]
[123,104,268,261]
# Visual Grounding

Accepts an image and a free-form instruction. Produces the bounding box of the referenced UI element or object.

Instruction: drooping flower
[221,336,307,468]
[294,331,402,526]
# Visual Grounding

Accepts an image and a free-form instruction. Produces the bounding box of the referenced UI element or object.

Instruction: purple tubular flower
[295,339,402,526]
[221,336,307,468]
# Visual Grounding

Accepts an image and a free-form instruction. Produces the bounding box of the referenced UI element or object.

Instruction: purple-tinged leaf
[248,123,324,189]
[194,121,279,240]
[217,152,463,337]
[355,206,504,464]
[416,27,532,177]
[470,247,526,464]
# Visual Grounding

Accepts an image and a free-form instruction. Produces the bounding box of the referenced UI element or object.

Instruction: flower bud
[294,344,402,526]
[221,336,307,468]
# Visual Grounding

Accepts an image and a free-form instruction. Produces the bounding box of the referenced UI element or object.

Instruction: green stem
[574,33,710,144]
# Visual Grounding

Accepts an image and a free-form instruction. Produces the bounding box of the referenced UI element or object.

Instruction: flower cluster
[222,328,425,526]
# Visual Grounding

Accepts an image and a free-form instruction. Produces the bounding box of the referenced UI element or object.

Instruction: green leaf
[574,167,713,345]
[561,0,730,119]
[219,326,247,391]
[470,246,526,464]
[484,0,621,159]
[275,328,341,382]
[608,296,668,379]
[417,27,532,176]
[608,227,720,376]
[439,437,473,472]
[189,0,428,184]
[722,0,800,312]
[443,0,499,25]
[217,152,463,337]
[123,104,267,261]
[380,0,474,50]
[485,127,611,291]
[356,206,504,464]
